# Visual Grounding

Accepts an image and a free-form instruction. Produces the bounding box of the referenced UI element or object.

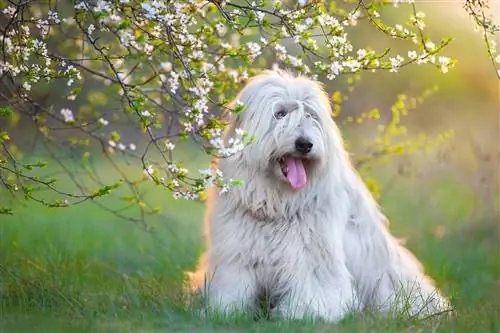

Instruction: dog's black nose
[295,137,313,154]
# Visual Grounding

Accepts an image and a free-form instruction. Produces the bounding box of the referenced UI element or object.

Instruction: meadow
[1,149,499,333]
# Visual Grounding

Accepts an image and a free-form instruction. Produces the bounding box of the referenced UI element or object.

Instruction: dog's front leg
[203,264,257,318]
[274,266,357,323]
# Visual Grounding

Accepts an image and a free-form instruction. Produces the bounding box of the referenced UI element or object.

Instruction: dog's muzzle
[294,136,313,155]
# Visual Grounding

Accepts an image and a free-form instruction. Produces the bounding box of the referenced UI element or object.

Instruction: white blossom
[327,61,343,80]
[425,41,436,50]
[98,118,109,126]
[2,6,16,16]
[160,62,172,72]
[357,49,367,59]
[438,56,451,73]
[165,142,175,150]
[94,0,111,13]
[389,55,405,72]
[60,108,74,123]
[246,42,262,59]
[408,50,418,59]
[144,165,155,177]
[342,59,361,72]
[22,82,32,91]
[88,24,96,36]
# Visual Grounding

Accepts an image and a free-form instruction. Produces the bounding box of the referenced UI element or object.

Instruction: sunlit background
[1,1,499,331]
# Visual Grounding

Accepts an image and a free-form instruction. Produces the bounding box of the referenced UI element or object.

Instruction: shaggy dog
[186,70,451,322]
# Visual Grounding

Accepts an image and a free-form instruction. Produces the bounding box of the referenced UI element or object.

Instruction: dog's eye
[274,109,287,119]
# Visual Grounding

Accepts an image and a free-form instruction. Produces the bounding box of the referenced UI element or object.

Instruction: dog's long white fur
[186,70,451,322]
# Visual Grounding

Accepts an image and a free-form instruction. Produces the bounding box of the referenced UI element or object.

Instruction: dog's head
[224,70,345,191]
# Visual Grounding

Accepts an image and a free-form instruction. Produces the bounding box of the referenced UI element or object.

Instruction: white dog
[186,70,451,322]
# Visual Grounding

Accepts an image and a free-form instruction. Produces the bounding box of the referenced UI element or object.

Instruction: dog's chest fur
[231,204,342,292]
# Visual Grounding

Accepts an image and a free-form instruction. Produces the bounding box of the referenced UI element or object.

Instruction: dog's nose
[295,137,313,154]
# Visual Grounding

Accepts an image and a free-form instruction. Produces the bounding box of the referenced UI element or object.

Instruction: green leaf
[233,103,245,114]
[110,131,121,142]
[0,207,13,215]
[90,183,121,199]
[118,20,130,30]
[0,131,10,142]
[0,107,13,117]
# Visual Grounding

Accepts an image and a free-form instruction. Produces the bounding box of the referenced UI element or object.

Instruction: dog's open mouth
[278,155,307,190]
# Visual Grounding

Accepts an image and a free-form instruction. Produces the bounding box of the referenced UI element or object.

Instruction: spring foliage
[0,0,497,219]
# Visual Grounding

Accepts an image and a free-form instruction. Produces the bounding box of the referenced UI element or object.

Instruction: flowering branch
[463,0,500,78]
[0,0,459,221]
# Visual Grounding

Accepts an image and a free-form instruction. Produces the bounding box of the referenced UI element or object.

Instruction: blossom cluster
[208,127,247,158]
[142,162,238,200]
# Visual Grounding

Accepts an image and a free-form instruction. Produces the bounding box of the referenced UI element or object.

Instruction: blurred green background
[1,2,499,332]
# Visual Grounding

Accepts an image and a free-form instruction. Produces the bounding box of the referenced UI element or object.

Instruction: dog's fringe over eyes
[184,70,452,322]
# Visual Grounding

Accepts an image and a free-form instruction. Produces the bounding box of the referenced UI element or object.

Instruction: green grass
[1,159,499,332]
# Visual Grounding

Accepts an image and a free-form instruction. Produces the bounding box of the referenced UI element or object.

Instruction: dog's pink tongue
[285,157,307,190]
